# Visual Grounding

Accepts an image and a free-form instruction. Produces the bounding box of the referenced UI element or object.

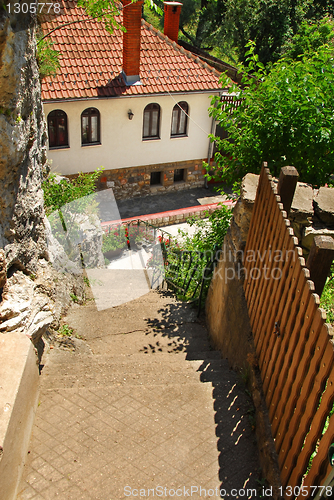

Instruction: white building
[41,0,230,199]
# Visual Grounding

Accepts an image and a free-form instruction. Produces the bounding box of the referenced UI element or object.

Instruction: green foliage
[209,34,334,187]
[83,276,91,287]
[42,168,103,216]
[213,1,334,66]
[58,324,74,337]
[102,226,127,253]
[36,32,60,80]
[77,0,124,32]
[320,266,334,324]
[77,0,162,33]
[282,18,334,60]
[164,205,232,302]
[70,292,80,303]
[176,205,232,252]
[165,0,334,66]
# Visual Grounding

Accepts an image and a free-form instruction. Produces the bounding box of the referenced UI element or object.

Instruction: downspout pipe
[205,92,222,189]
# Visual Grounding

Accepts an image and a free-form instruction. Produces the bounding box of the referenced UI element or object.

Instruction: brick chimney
[122,0,144,85]
[164,1,182,42]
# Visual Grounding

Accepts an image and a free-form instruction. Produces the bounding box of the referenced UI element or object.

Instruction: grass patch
[320,265,334,324]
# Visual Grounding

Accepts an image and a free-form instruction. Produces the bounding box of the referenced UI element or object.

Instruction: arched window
[171,101,188,137]
[81,108,100,145]
[47,110,68,148]
[143,103,160,139]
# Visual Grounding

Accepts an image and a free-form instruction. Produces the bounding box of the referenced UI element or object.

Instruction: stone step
[46,350,222,366]
[185,350,221,360]
[44,356,227,378]
[42,357,229,389]
[49,334,214,357]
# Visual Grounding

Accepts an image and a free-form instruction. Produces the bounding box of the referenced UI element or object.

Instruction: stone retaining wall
[91,159,206,200]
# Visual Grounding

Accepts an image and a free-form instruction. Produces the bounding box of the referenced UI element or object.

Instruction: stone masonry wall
[92,159,206,200]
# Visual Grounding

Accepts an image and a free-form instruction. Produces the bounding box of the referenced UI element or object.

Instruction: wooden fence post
[277,166,299,216]
[306,235,334,297]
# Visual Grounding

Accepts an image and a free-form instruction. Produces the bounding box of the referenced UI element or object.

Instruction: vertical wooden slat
[260,233,300,389]
[242,165,334,491]
[277,310,327,470]
[281,327,333,487]
[244,171,274,306]
[270,279,316,436]
[306,235,334,297]
[244,166,273,303]
[249,193,282,349]
[298,410,334,497]
[250,194,284,335]
[273,292,320,451]
[264,257,305,404]
[244,163,269,261]
[256,226,296,372]
[286,338,334,488]
[277,165,299,216]
[267,267,308,420]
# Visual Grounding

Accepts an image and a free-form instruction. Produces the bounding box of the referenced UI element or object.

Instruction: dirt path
[18,289,260,499]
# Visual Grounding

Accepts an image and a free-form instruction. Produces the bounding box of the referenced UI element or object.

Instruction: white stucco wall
[43,92,220,175]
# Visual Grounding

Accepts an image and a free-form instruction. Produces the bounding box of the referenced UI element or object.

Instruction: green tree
[221,0,334,65]
[36,32,60,80]
[209,26,334,188]
[77,0,162,33]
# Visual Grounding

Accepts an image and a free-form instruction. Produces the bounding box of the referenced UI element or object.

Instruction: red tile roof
[41,1,223,101]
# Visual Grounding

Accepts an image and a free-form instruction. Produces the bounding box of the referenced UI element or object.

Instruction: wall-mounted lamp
[128,110,134,120]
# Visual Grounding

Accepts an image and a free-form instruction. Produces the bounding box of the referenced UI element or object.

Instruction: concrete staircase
[17,290,260,500]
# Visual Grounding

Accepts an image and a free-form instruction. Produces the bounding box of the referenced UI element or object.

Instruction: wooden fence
[243,164,334,497]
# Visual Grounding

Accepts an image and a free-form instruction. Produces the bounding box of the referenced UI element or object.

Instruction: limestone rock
[290,182,313,225]
[0,14,48,274]
[302,227,334,253]
[0,271,53,342]
[44,216,82,275]
[0,250,6,289]
[233,173,259,243]
[45,211,105,272]
[0,260,86,344]
[240,173,259,208]
[313,187,334,227]
[77,213,105,269]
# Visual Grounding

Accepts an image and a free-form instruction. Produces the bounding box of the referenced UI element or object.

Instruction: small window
[143,103,160,139]
[48,110,68,148]
[150,171,161,185]
[174,169,185,182]
[171,101,188,137]
[81,107,100,145]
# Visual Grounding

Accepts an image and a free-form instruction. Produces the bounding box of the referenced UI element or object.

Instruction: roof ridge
[141,19,221,79]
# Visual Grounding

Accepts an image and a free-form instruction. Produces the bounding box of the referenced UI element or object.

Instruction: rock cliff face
[0,9,48,275]
[0,11,85,346]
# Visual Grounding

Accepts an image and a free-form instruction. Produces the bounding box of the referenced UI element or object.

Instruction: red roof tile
[41,0,223,101]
